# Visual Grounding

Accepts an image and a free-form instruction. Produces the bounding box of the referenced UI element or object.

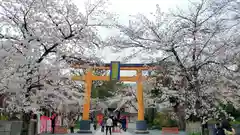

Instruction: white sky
[72,0,191,77]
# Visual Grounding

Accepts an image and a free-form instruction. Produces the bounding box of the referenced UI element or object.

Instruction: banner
[37,113,41,134]
[40,116,52,133]
[110,61,120,81]
[55,116,62,126]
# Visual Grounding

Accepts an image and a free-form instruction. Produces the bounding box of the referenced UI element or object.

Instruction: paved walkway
[94,129,132,135]
[40,123,187,135]
[40,128,132,135]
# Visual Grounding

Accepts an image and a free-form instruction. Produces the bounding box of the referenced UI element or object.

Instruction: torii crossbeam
[71,62,156,134]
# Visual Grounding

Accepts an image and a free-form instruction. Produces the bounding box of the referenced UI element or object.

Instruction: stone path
[94,129,132,135]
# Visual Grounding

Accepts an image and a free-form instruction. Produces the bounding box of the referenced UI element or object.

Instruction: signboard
[40,116,52,133]
[110,61,120,81]
[55,116,62,126]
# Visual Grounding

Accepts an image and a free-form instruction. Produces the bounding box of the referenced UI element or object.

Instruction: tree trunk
[174,104,186,130]
[177,112,186,130]
[21,112,31,135]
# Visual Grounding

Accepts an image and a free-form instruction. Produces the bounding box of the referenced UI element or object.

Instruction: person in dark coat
[214,122,224,135]
[69,118,76,133]
[50,112,57,134]
[214,120,236,135]
[100,119,105,132]
[112,116,118,132]
[221,119,235,135]
[93,119,97,130]
[121,116,127,132]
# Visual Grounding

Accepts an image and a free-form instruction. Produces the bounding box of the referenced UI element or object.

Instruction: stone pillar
[10,121,23,135]
[28,120,37,135]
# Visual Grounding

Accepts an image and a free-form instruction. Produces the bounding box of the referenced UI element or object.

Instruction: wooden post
[137,70,144,120]
[82,70,92,120]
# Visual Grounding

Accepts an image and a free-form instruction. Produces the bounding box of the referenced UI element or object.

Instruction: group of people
[50,111,128,134]
[98,115,127,135]
[50,112,76,134]
[214,119,236,135]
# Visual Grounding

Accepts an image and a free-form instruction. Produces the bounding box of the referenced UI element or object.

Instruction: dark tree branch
[37,43,58,63]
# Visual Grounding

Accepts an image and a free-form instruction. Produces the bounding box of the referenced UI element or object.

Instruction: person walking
[121,116,127,132]
[100,119,105,132]
[50,112,57,134]
[106,116,113,135]
[63,115,69,127]
[93,119,97,130]
[113,116,118,132]
[69,118,76,133]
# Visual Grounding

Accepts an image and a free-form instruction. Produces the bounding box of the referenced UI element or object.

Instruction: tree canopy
[0,0,240,128]
[91,80,126,99]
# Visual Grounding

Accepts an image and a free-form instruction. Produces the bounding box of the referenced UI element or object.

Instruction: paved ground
[127,123,186,135]
[40,123,187,135]
[94,129,132,135]
[41,130,186,135]
[40,128,130,135]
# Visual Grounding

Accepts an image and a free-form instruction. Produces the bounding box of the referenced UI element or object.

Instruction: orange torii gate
[71,62,156,134]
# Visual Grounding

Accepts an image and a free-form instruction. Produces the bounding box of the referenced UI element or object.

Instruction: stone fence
[0,120,37,135]
[0,121,23,135]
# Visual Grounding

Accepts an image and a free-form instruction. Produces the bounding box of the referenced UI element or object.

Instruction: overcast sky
[72,0,191,77]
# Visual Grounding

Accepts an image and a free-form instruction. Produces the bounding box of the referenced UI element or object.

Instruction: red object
[51,113,56,119]
[96,114,104,125]
[162,127,179,134]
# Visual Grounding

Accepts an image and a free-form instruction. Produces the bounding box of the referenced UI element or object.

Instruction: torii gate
[71,61,156,134]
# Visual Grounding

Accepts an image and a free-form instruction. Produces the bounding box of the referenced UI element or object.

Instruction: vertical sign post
[110,61,120,81]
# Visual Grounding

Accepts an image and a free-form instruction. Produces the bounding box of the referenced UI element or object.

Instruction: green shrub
[75,121,80,129]
[0,115,8,120]
[230,121,240,124]
[152,112,178,127]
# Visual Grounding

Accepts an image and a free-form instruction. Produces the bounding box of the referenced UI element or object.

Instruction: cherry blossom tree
[106,0,240,129]
[0,0,113,112]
